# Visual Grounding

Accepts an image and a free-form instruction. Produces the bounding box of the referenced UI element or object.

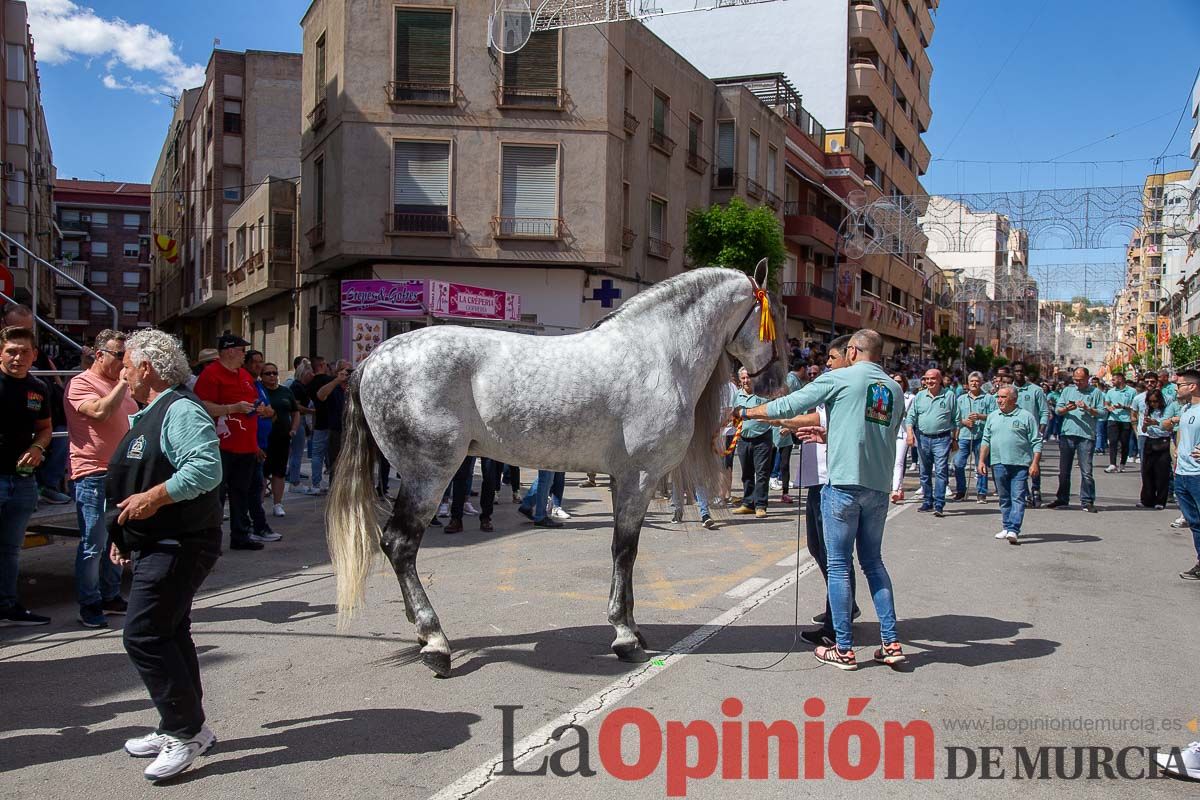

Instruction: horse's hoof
[422,650,452,678]
[635,630,649,649]
[613,641,650,663]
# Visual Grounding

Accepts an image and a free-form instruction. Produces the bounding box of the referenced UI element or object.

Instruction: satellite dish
[845,189,868,210]
[488,0,533,54]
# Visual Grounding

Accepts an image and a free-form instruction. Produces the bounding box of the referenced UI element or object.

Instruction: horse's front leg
[608,472,656,662]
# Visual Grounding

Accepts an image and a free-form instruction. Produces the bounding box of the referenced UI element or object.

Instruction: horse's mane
[589,267,744,330]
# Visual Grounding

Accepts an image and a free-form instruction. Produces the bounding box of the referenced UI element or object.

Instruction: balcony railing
[622,227,636,249]
[764,189,781,210]
[649,128,676,156]
[246,251,264,271]
[746,179,764,199]
[272,245,294,263]
[491,216,564,239]
[782,201,844,231]
[646,237,673,260]
[55,262,86,288]
[228,265,246,285]
[685,150,708,175]
[60,219,88,233]
[496,85,567,110]
[387,81,458,106]
[307,98,327,130]
[305,223,325,248]
[782,282,835,302]
[623,109,639,135]
[386,211,456,236]
[712,168,738,190]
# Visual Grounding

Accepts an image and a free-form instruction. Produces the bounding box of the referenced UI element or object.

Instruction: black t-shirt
[264,385,298,440]
[289,379,311,409]
[310,374,345,431]
[0,372,51,474]
[33,353,66,427]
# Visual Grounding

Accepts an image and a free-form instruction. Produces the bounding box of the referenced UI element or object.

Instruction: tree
[685,197,786,291]
[1168,334,1200,369]
[931,334,963,370]
[965,345,995,373]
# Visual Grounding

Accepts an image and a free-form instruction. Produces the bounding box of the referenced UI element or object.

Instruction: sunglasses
[262,371,279,376]
[101,349,126,359]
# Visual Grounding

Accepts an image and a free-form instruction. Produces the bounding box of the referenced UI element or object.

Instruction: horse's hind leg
[608,472,656,663]
[379,484,453,677]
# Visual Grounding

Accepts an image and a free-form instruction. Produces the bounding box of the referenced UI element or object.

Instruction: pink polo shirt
[65,369,139,480]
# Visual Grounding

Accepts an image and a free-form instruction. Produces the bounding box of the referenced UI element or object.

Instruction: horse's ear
[752,258,769,289]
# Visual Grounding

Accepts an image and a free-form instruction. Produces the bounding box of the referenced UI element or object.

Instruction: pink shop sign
[428,280,521,321]
[340,279,426,317]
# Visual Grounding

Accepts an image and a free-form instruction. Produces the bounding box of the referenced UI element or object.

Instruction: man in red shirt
[193,335,270,551]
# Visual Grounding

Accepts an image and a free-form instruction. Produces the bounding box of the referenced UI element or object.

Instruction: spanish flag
[154,234,179,264]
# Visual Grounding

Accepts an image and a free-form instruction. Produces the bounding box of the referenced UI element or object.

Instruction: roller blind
[650,199,665,240]
[394,9,452,84]
[503,30,558,89]
[501,145,557,219]
[393,140,450,209]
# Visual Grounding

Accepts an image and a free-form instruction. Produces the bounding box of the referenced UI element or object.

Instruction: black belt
[919,430,953,438]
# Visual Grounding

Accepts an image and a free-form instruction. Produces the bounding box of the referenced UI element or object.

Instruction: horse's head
[726,258,788,396]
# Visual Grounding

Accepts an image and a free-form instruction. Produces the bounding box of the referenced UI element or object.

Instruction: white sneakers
[437,501,450,517]
[1171,516,1188,529]
[994,530,1019,543]
[463,501,480,516]
[769,477,784,490]
[272,503,286,517]
[1104,465,1118,474]
[994,530,1010,539]
[126,726,216,782]
[1156,741,1200,779]
[249,530,282,543]
[551,506,571,520]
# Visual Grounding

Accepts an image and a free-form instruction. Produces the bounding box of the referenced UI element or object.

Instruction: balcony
[246,251,264,271]
[181,272,226,317]
[385,211,456,237]
[272,245,294,263]
[60,219,88,235]
[712,168,739,191]
[649,128,676,156]
[685,150,708,175]
[491,216,564,240]
[307,98,327,131]
[54,262,86,289]
[623,109,639,135]
[305,223,325,249]
[622,228,636,249]
[227,249,296,308]
[387,80,458,107]
[646,237,673,260]
[746,179,764,200]
[496,85,567,110]
[781,281,861,326]
[764,189,782,211]
[782,202,840,251]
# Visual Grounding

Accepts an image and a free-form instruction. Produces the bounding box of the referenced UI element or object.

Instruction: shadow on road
[194,600,338,625]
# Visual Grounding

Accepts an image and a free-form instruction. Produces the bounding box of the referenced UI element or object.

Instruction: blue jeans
[36,424,70,493]
[1094,421,1108,454]
[310,429,331,488]
[74,474,122,609]
[821,485,897,651]
[1128,430,1140,459]
[992,464,1029,534]
[671,483,710,517]
[287,424,307,485]
[520,470,564,522]
[953,438,988,496]
[917,433,951,509]
[1174,473,1200,560]
[1056,435,1095,506]
[1047,414,1062,439]
[0,474,39,609]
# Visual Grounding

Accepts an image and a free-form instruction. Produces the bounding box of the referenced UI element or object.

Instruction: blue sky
[29,0,1200,298]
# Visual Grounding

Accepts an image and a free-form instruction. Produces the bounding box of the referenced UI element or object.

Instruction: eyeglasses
[100,349,125,359]
[262,371,279,376]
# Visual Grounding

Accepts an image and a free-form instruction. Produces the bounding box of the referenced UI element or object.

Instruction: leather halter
[730,279,780,379]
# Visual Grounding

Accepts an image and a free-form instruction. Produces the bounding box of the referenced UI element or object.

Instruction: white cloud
[26,0,204,96]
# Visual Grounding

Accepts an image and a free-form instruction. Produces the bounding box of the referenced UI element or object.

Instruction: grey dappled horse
[327,262,786,677]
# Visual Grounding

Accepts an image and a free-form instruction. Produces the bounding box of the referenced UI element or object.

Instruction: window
[91,270,108,286]
[123,270,141,287]
[272,211,294,259]
[652,92,668,137]
[890,285,903,306]
[62,210,80,223]
[7,108,26,145]
[249,224,256,255]
[315,34,326,94]
[60,297,79,321]
[123,213,141,228]
[123,243,140,258]
[223,168,242,202]
[6,44,25,81]
[862,272,879,296]
[648,196,669,258]
[257,216,265,250]
[236,225,246,264]
[91,241,109,257]
[122,301,140,316]
[393,139,451,232]
[314,157,325,225]
[7,232,24,269]
[501,29,561,107]
[62,240,81,260]
[498,144,559,236]
[688,115,701,156]
[393,9,454,103]
[223,100,242,134]
[92,212,108,226]
[748,131,760,183]
[7,170,26,206]
[715,121,735,188]
[767,146,778,195]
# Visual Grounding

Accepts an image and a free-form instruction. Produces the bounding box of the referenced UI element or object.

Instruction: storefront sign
[428,280,521,321]
[348,317,385,366]
[340,279,426,316]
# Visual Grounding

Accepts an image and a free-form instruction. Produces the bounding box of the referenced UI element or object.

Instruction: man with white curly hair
[106,329,223,782]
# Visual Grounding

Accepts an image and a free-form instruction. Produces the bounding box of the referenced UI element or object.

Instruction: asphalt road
[2,450,1198,798]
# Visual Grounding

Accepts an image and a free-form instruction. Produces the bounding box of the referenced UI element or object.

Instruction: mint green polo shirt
[127,387,224,501]
[764,361,903,492]
[980,407,1043,467]
[1015,382,1050,428]
[1104,386,1136,423]
[956,391,997,441]
[906,388,957,435]
[735,389,773,438]
[1055,385,1105,439]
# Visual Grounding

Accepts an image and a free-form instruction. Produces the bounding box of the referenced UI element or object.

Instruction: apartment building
[1,0,55,314]
[299,0,855,362]
[147,49,301,357]
[52,178,151,343]
[648,0,937,353]
[1182,73,1200,336]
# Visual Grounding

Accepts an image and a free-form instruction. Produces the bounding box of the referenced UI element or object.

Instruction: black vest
[106,387,222,552]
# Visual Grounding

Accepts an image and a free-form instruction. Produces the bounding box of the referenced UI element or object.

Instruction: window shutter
[501,145,558,220]
[393,140,450,210]
[748,133,759,181]
[650,200,664,240]
[395,10,452,84]
[504,30,558,89]
[716,122,735,186]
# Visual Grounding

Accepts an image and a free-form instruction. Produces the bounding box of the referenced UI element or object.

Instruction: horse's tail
[673,352,731,514]
[326,374,379,626]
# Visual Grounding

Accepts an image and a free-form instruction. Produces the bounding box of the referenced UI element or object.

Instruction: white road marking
[724,576,772,598]
[428,557,818,800]
[775,551,799,568]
